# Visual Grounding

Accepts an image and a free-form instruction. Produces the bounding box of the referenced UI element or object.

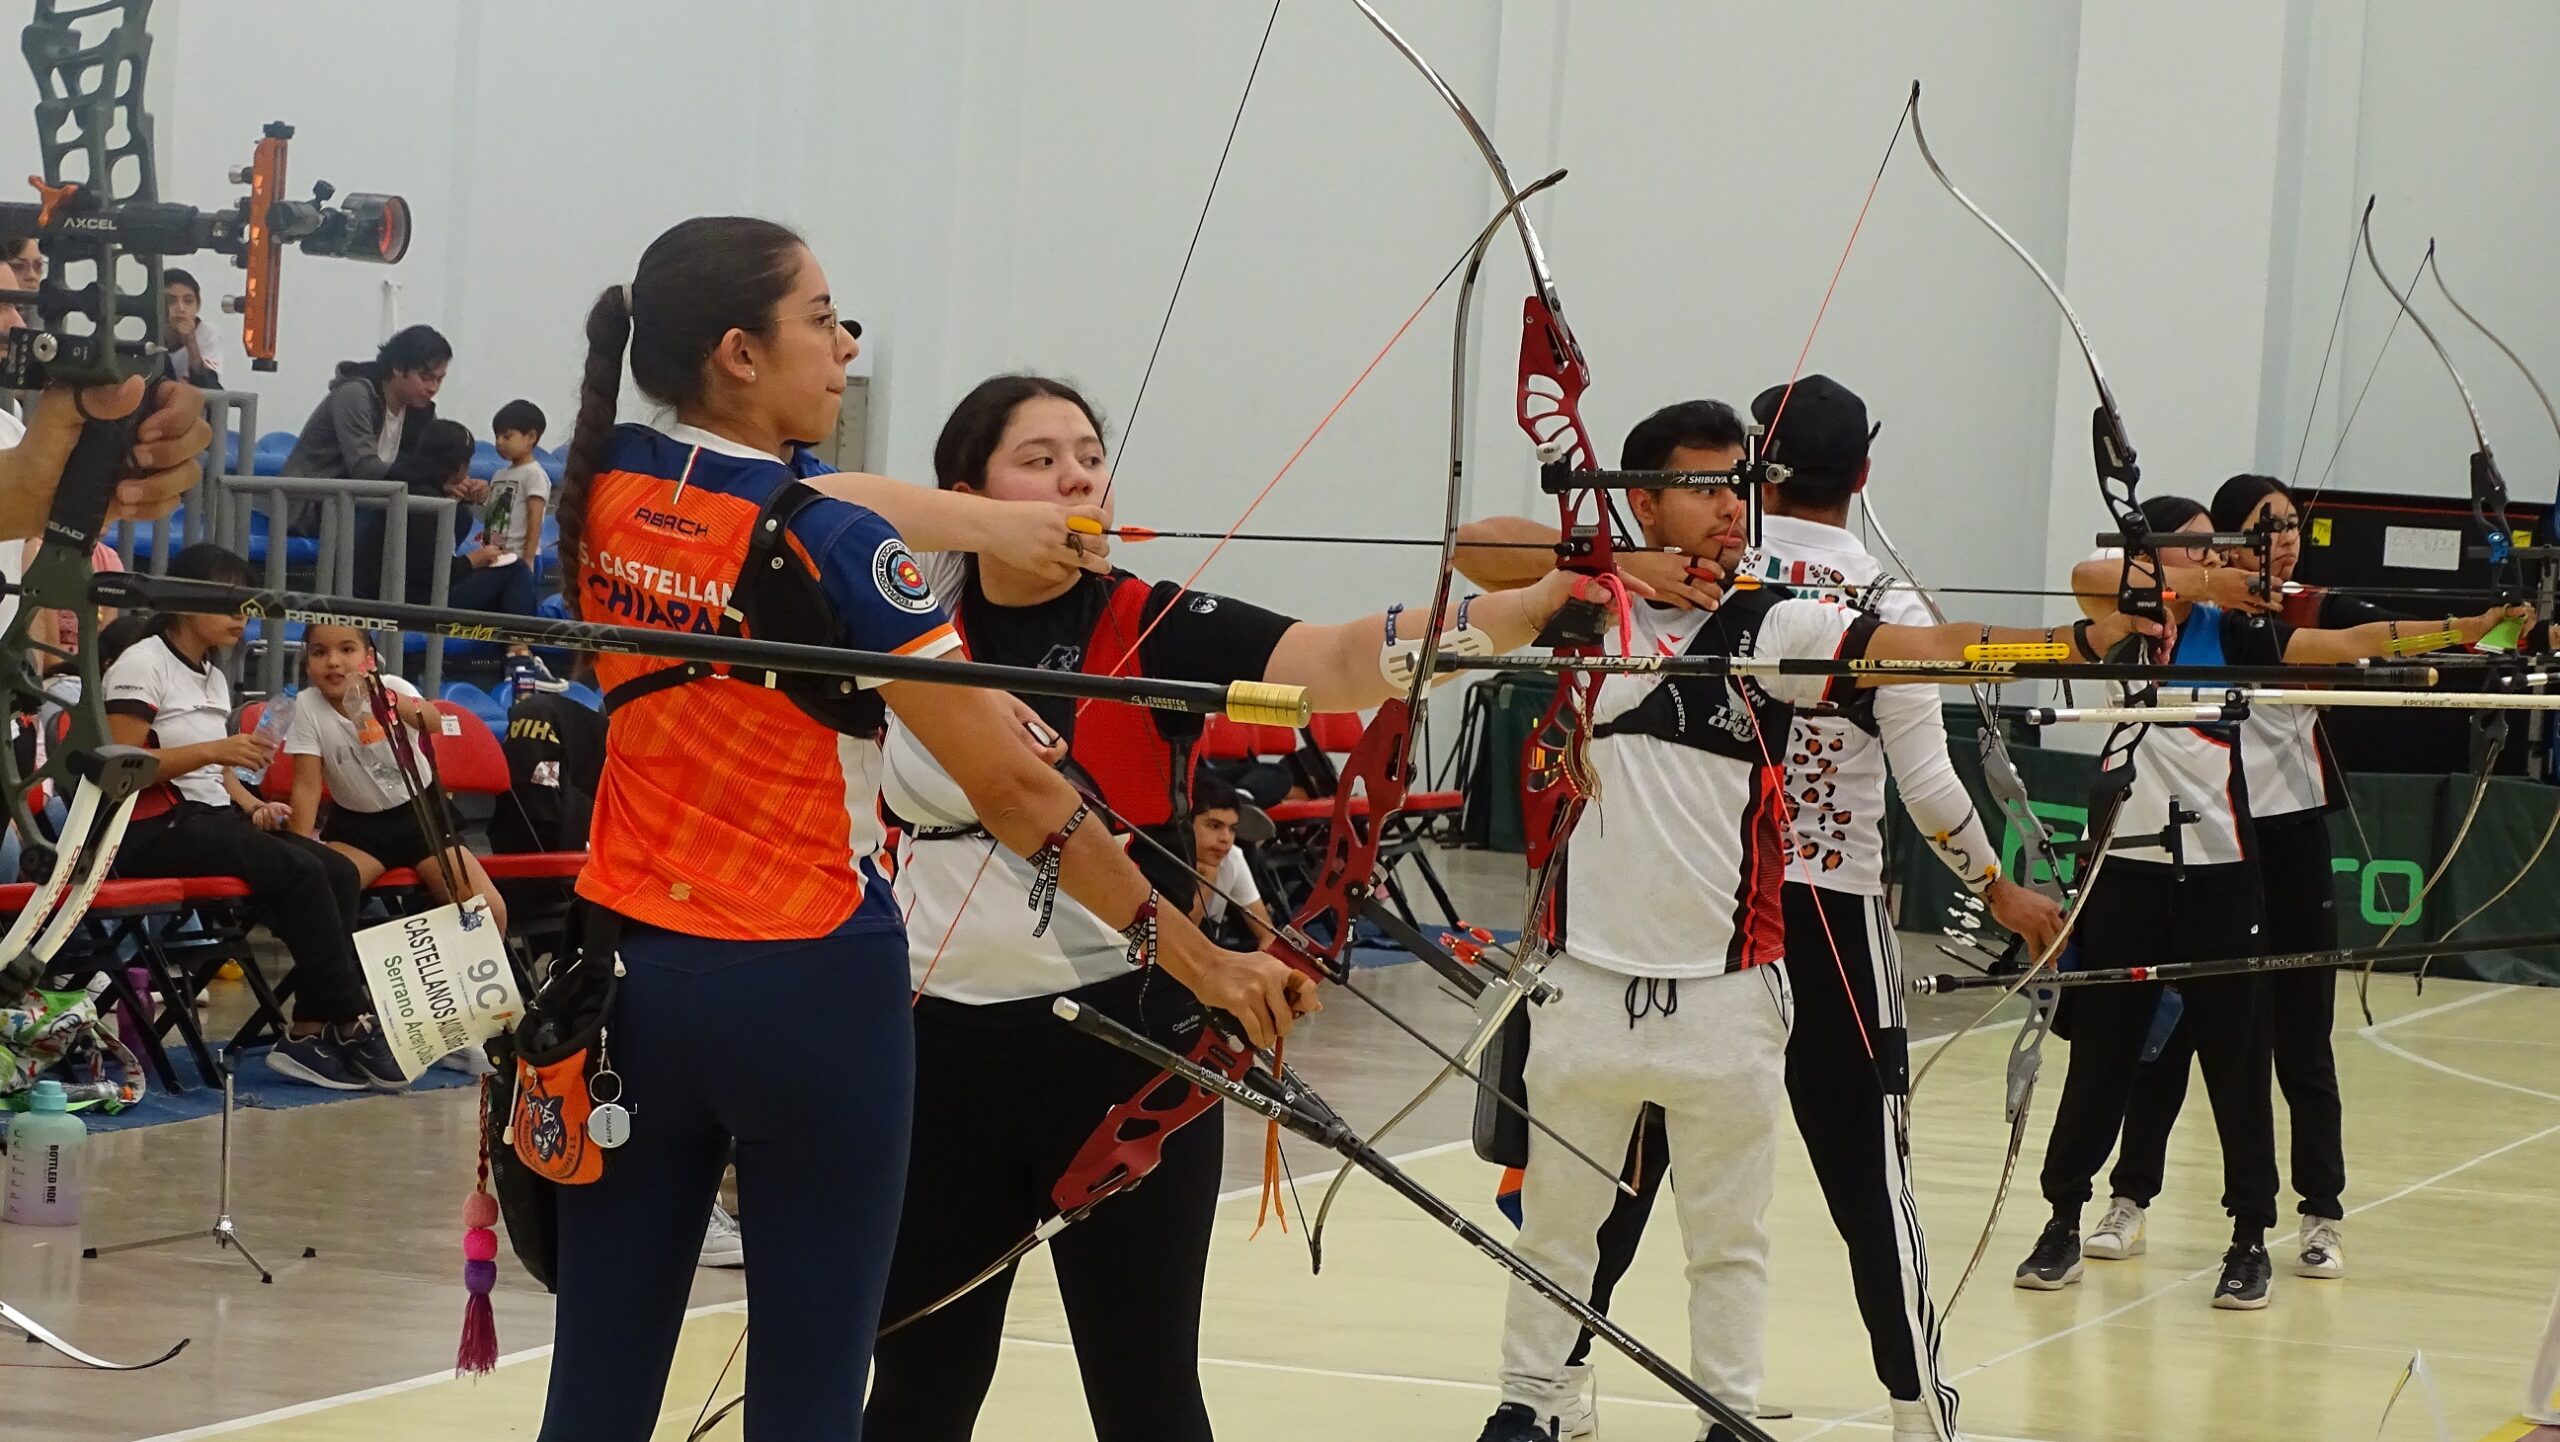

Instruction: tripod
[82,1055,294,1283]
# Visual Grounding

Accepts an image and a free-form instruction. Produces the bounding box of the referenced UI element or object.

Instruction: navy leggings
[537,917,915,1442]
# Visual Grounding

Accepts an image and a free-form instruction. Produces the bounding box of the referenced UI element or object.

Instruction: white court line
[2360,981,2513,1036]
[1950,1045,2560,1384]
[111,1009,2030,1441]
[131,1299,748,1442]
[997,1337,2055,1440]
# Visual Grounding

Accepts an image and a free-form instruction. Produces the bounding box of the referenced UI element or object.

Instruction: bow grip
[19,386,162,615]
[1049,1021,1251,1215]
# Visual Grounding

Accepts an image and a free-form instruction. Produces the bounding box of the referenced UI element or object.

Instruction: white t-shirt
[1743,515,1998,896]
[1202,844,1256,923]
[1557,587,1864,979]
[883,720,1139,1003]
[2098,602,2289,869]
[2240,699,2330,821]
[282,675,436,815]
[487,460,552,556]
[177,319,227,382]
[103,633,236,808]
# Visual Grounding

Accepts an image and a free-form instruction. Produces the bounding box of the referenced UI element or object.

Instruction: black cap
[1750,374,1876,481]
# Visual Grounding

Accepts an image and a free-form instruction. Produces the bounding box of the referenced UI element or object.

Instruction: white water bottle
[4,1080,88,1226]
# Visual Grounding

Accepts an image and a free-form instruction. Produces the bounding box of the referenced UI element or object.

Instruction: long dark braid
[554,287,629,618]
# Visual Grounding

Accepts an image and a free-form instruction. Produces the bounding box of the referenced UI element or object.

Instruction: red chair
[426,701,586,885]
[1261,711,1468,934]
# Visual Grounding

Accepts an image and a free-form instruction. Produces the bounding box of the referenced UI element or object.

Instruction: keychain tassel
[457,1075,502,1376]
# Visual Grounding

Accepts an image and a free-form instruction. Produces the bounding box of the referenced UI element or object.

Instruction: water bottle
[242,692,295,788]
[3,1080,88,1226]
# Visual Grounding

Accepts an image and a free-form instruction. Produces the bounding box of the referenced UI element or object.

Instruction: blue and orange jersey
[574,422,959,940]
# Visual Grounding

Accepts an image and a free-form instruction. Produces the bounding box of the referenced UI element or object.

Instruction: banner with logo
[353,898,523,1079]
[1886,724,2560,986]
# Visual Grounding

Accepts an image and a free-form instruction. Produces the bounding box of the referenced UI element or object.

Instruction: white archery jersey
[2097,602,2291,869]
[1556,587,1869,980]
[1742,515,1996,896]
[2240,694,2331,821]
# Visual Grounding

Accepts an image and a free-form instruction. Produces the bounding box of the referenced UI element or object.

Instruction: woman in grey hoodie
[280,324,450,565]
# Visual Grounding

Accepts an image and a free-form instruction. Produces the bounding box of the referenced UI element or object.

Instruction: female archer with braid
[534,223,1308,1442]
[865,372,1590,1442]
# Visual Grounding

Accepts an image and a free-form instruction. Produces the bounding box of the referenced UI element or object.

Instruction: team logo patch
[1187,594,1220,615]
[872,538,938,613]
[1039,643,1084,671]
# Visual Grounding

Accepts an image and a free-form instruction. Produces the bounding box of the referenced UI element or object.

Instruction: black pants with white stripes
[2108,814,2347,1218]
[1573,884,1956,1428]
[2037,861,2280,1235]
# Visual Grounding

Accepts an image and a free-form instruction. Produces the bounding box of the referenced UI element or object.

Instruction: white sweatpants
[1497,950,1793,1428]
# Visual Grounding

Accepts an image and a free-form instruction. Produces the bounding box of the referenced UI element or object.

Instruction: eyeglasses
[779,304,862,341]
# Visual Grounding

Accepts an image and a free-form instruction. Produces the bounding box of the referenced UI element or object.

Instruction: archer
[1451,396,2156,1442]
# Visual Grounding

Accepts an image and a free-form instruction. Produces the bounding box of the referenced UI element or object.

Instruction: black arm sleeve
[1136,582,1298,685]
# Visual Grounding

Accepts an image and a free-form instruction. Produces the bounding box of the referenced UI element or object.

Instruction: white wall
[6,0,2554,638]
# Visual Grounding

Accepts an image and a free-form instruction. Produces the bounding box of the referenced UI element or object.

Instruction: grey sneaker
[2085,1196,2148,1260]
[335,1018,410,1091]
[266,1032,367,1091]
[2294,1217,2344,1279]
[699,1204,745,1268]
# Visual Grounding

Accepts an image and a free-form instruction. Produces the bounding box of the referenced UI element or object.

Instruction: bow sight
[0,0,415,1017]
[0,0,409,388]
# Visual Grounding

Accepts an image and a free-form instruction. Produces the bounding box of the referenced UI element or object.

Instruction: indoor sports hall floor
[11,852,2557,1442]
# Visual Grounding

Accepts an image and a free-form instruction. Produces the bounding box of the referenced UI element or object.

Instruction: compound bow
[0,0,409,1006]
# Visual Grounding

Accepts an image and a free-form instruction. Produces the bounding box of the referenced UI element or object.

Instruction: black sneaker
[1474,1402,1561,1441]
[335,1018,411,1091]
[2213,1243,2272,1310]
[266,1032,368,1091]
[2013,1217,2084,1290]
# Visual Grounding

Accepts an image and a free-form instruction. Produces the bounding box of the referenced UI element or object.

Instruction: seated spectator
[161,268,225,388]
[286,623,508,933]
[104,544,405,1092]
[281,323,449,540]
[1190,776,1271,948]
[377,418,535,613]
[19,535,124,672]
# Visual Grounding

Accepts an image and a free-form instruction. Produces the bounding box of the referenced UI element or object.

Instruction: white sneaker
[2294,1216,2344,1279]
[1889,1397,1957,1442]
[435,1042,496,1077]
[2083,1196,2147,1260]
[699,1204,744,1268]
[1555,1361,1597,1438]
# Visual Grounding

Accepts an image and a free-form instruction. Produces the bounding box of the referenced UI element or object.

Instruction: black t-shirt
[491,689,606,852]
[953,569,1297,744]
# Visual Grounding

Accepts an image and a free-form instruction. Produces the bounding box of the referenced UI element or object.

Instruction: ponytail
[555,286,630,619]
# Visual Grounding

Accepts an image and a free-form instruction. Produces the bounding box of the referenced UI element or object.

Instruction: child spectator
[486,400,551,562]
[161,268,225,387]
[105,545,402,1092]
[284,623,509,937]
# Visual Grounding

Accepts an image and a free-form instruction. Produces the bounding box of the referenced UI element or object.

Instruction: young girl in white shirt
[284,623,507,936]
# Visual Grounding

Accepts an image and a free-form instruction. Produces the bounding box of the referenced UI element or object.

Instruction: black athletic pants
[2108,813,2346,1218]
[867,967,1224,1442]
[116,801,368,1023]
[2037,862,2281,1235]
[1574,885,1957,1431]
[539,917,914,1442]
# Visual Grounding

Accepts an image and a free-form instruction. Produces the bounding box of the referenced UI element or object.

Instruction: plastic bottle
[3,1080,88,1226]
[241,692,295,787]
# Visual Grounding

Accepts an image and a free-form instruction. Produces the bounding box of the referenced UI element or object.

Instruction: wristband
[1026,803,1091,937]
[1120,889,1160,968]
[2070,618,2099,663]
